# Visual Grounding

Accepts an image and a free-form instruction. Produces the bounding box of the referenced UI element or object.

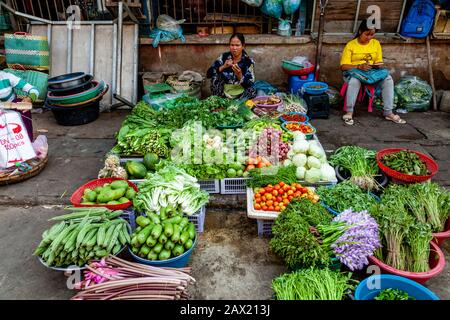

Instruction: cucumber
[137,224,154,245]
[152,243,163,254]
[158,233,168,244]
[178,217,189,230]
[184,239,193,250]
[158,249,171,260]
[163,223,174,238]
[150,224,163,240]
[160,209,168,221]
[164,240,175,251]
[162,216,182,225]
[136,216,151,228]
[147,212,161,225]
[171,224,181,243]
[130,235,140,248]
[188,223,196,240]
[138,244,151,257]
[131,247,139,254]
[180,231,190,245]
[135,226,143,233]
[146,236,157,247]
[147,251,158,261]
[172,245,185,257]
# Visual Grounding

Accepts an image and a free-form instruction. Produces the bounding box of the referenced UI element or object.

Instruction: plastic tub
[432,217,450,247]
[334,165,389,190]
[252,95,283,109]
[48,72,86,89]
[302,81,329,95]
[70,178,139,210]
[355,275,440,300]
[282,65,315,76]
[45,98,100,126]
[128,235,198,268]
[368,241,446,285]
[47,80,105,105]
[281,122,316,140]
[49,75,93,96]
[376,148,438,183]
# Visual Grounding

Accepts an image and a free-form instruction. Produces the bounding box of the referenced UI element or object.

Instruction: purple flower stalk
[331,209,381,271]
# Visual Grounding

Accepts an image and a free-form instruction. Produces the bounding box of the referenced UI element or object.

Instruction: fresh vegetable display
[246,165,297,188]
[129,210,196,261]
[72,256,195,300]
[317,181,378,214]
[282,94,307,113]
[33,207,130,267]
[133,165,209,216]
[280,113,308,122]
[252,181,319,212]
[253,94,281,106]
[244,117,292,142]
[284,132,336,184]
[374,288,415,301]
[329,146,379,191]
[79,180,136,206]
[284,122,314,134]
[245,156,272,172]
[272,269,355,300]
[249,127,290,163]
[382,150,428,176]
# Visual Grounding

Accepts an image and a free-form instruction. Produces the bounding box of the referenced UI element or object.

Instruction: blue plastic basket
[302,82,329,95]
[355,275,440,300]
[281,122,316,140]
[320,192,381,216]
[127,235,198,268]
[279,112,310,124]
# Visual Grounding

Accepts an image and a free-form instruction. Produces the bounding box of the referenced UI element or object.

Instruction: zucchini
[137,224,154,245]
[188,223,196,240]
[147,212,161,225]
[163,223,173,238]
[146,236,157,247]
[136,216,151,228]
[178,217,189,230]
[147,251,158,261]
[138,244,151,257]
[158,249,171,260]
[150,224,163,240]
[158,233,168,244]
[172,244,185,257]
[152,243,163,254]
[184,239,194,250]
[180,231,190,245]
[171,224,181,243]
[164,240,175,251]
[162,215,182,225]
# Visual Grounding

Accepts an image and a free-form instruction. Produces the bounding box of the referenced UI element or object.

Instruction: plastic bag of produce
[241,0,263,6]
[277,19,292,36]
[326,86,342,107]
[150,15,186,48]
[261,0,283,19]
[283,0,301,15]
[395,76,432,111]
[143,92,184,111]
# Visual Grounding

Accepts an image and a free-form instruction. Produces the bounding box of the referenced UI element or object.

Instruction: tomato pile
[281,113,307,122]
[285,123,314,133]
[253,182,319,212]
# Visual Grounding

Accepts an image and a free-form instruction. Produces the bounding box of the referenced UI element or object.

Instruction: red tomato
[274,184,281,190]
[262,206,268,211]
[265,187,273,193]
[266,200,274,207]
[262,196,267,202]
[283,199,290,205]
[272,190,279,197]
[291,187,297,192]
[279,181,285,187]
[259,188,266,194]
[255,193,261,198]
[255,198,261,204]
[294,191,301,198]
[255,204,261,210]
[287,190,294,195]
[273,201,279,207]
[268,184,273,188]
[283,185,290,191]
[275,206,281,212]
[300,187,308,193]
[282,193,288,199]
[265,194,273,200]
[268,206,275,211]
[288,195,294,201]
[276,196,283,202]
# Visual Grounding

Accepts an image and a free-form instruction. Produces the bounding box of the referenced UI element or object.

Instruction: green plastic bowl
[47,80,105,105]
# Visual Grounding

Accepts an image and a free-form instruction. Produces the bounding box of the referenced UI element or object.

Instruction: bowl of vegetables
[302,82,329,95]
[252,95,283,109]
[376,148,438,183]
[128,213,198,268]
[368,241,446,285]
[355,275,440,300]
[281,122,316,140]
[279,112,309,124]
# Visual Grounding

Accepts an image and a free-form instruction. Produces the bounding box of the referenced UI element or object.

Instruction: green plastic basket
[282,60,304,71]
[47,80,105,105]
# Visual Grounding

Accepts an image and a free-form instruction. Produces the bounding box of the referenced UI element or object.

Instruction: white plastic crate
[257,219,274,237]
[187,206,206,233]
[220,178,249,195]
[198,180,220,194]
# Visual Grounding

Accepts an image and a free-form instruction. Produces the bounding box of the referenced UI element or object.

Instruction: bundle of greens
[272,268,355,300]
[374,288,415,300]
[317,181,378,214]
[270,199,333,269]
[382,150,428,176]
[133,165,209,216]
[329,146,379,191]
[246,165,298,188]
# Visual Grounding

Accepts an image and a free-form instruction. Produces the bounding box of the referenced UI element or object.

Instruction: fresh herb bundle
[329,146,379,191]
[246,165,298,188]
[272,268,355,300]
[317,181,378,214]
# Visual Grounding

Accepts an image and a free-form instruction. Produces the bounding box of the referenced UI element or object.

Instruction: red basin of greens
[432,216,450,247]
[368,241,445,285]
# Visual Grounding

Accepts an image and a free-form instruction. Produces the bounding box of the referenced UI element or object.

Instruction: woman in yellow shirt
[340,19,405,125]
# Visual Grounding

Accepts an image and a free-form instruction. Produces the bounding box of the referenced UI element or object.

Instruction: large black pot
[48,75,94,96]
[335,165,389,192]
[45,99,99,126]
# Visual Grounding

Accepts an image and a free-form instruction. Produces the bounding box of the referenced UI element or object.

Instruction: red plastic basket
[376,148,438,183]
[70,178,139,210]
[282,65,315,76]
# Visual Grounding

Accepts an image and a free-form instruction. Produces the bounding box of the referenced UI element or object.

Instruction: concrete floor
[0,107,449,300]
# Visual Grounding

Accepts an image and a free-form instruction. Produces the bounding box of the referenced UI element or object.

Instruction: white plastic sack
[0,110,36,168]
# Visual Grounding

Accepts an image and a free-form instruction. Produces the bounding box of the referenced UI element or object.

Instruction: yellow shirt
[340,38,383,66]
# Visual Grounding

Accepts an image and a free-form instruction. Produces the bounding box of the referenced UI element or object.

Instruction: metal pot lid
[48,72,86,85]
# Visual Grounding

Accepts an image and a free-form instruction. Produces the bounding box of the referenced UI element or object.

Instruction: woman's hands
[232,64,242,80]
[219,58,242,80]
[357,63,372,71]
[21,97,32,103]
[219,58,234,73]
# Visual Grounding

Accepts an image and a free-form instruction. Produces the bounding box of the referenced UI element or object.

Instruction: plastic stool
[340,82,376,112]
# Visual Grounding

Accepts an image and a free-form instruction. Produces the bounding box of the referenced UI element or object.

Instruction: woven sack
[5,32,50,71]
[4,66,48,102]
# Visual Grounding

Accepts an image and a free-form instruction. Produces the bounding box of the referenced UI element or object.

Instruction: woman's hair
[229,33,245,45]
[354,19,377,39]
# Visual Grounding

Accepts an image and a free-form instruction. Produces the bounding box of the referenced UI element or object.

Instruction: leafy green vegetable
[272,268,355,300]
[374,288,415,300]
[246,165,298,188]
[317,181,378,214]
[382,150,428,176]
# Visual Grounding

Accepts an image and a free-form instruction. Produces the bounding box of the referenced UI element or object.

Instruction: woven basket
[5,32,50,71]
[4,66,49,102]
[0,155,48,185]
[376,148,438,183]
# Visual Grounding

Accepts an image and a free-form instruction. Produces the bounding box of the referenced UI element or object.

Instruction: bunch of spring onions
[272,268,355,300]
[71,255,195,300]
[329,146,379,191]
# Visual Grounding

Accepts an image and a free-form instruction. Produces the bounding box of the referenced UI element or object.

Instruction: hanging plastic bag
[283,0,301,15]
[261,0,283,19]
[394,76,432,111]
[241,0,263,6]
[326,87,343,107]
[277,19,292,36]
[150,15,186,48]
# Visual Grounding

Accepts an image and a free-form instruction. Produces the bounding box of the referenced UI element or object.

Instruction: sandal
[385,114,406,124]
[342,114,354,125]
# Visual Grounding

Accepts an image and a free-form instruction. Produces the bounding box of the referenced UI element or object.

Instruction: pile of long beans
[71,256,195,300]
